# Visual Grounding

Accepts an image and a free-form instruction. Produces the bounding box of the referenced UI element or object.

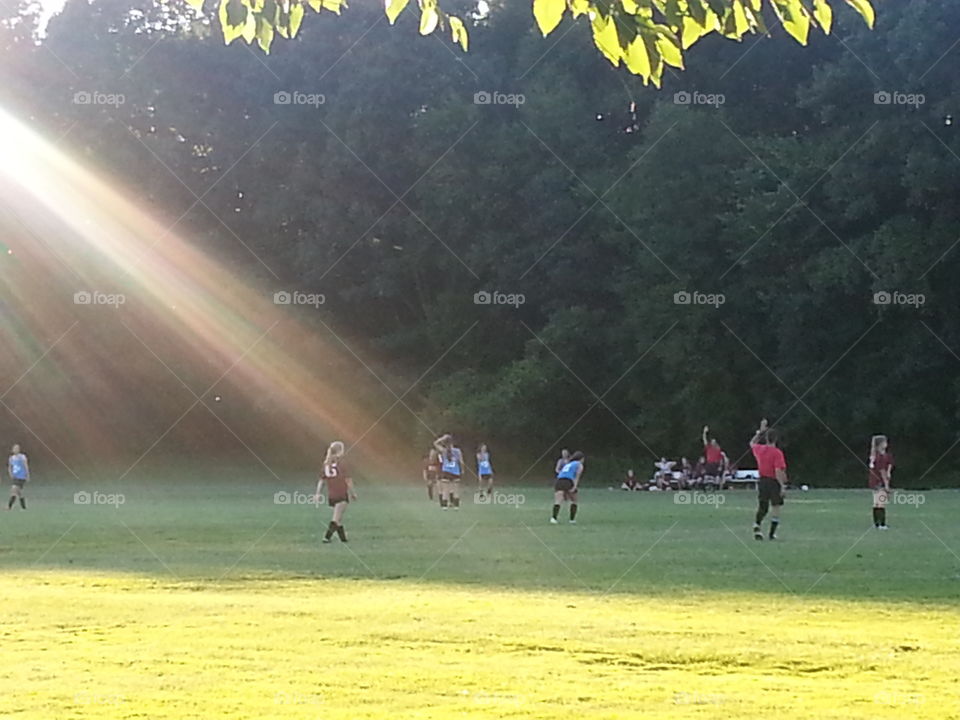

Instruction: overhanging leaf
[533,0,566,36]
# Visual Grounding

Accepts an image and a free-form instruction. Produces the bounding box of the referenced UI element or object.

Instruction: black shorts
[704,462,721,476]
[328,496,349,507]
[479,474,492,480]
[758,477,784,506]
[554,478,575,493]
[11,478,26,488]
[441,472,460,482]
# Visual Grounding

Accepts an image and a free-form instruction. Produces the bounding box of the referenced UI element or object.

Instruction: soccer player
[476,443,494,498]
[434,434,464,510]
[7,444,29,510]
[869,435,894,529]
[552,451,584,524]
[554,449,570,476]
[315,440,356,543]
[749,419,788,540]
[423,448,440,501]
[702,425,724,483]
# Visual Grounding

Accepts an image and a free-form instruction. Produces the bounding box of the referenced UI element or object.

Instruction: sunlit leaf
[533,0,566,36]
[449,15,469,51]
[386,0,410,25]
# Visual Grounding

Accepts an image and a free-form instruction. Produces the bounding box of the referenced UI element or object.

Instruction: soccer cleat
[768,534,777,541]
[878,525,889,530]
[753,524,763,541]
[322,537,332,544]
[550,517,558,524]
[569,520,577,525]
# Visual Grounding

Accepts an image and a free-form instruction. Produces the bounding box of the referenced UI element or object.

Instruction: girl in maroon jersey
[315,440,357,543]
[869,435,894,530]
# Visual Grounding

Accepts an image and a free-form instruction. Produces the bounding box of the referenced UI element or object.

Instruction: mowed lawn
[2,474,959,719]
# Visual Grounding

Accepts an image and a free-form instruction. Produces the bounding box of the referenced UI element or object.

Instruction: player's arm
[702,425,709,447]
[573,464,584,491]
[750,418,768,447]
[314,475,324,504]
[347,477,357,501]
[433,434,449,455]
[23,456,29,481]
[775,465,788,489]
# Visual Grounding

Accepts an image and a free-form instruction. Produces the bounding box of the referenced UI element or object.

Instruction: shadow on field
[3,472,959,605]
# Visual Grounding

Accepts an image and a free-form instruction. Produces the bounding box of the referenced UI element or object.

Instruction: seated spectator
[655,457,675,490]
[621,469,638,491]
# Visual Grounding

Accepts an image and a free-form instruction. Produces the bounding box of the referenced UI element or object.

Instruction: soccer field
[2,476,959,719]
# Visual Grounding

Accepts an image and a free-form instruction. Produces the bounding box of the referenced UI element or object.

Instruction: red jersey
[869,452,893,489]
[323,461,350,499]
[705,445,723,464]
[751,444,786,479]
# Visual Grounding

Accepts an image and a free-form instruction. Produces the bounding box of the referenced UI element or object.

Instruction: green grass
[2,473,959,718]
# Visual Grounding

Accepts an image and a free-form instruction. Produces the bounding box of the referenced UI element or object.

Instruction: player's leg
[873,488,888,529]
[754,482,770,540]
[323,504,338,543]
[551,489,564,523]
[332,501,348,541]
[450,478,460,509]
[439,478,449,509]
[7,483,20,510]
[768,492,783,539]
[568,489,578,524]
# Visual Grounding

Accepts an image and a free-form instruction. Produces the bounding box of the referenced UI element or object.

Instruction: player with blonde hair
[315,440,356,543]
[869,435,894,530]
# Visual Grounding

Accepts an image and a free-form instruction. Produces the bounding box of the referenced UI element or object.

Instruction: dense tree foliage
[1,0,958,484]
[195,0,876,87]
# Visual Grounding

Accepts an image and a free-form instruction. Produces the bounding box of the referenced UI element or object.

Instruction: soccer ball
[800,484,809,492]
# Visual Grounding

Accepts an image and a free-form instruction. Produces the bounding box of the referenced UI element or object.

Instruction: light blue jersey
[557,460,581,481]
[9,453,28,480]
[477,452,493,476]
[441,448,462,476]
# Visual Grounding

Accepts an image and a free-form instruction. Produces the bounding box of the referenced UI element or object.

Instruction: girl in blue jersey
[552,451,584,524]
[7,444,29,511]
[476,443,494,499]
[434,434,464,510]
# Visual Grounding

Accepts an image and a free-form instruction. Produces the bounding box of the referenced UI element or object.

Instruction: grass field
[2,473,959,719]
